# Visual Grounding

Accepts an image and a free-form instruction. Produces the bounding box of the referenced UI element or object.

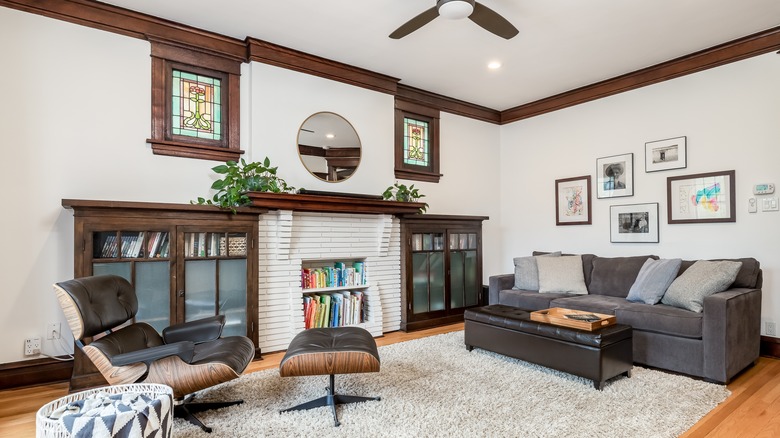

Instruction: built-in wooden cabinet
[400,214,487,331]
[62,199,264,391]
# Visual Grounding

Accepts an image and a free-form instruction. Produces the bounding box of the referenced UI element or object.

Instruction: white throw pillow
[536,255,588,295]
[512,251,561,290]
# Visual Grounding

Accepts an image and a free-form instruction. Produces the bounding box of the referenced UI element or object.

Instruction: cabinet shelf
[302,284,370,294]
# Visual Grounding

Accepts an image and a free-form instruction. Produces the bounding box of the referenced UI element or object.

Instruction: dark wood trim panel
[761,336,780,359]
[246,38,399,95]
[501,26,780,123]
[397,84,501,124]
[0,357,73,390]
[0,0,246,61]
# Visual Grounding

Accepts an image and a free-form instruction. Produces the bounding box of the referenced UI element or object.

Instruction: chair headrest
[54,275,138,339]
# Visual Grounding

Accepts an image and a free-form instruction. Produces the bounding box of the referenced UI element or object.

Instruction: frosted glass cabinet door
[184,259,217,322]
[219,259,247,337]
[135,261,171,333]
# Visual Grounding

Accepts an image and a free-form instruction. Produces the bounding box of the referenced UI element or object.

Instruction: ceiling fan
[389,0,519,40]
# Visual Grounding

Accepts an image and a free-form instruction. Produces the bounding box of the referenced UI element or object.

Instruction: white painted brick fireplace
[256,210,402,353]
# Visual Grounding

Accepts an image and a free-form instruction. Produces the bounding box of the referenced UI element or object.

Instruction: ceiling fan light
[437,0,474,20]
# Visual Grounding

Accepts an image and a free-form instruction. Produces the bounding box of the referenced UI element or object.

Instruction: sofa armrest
[488,274,514,304]
[702,287,761,383]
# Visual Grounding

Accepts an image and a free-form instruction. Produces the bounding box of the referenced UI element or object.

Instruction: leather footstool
[465,304,633,390]
[279,327,381,426]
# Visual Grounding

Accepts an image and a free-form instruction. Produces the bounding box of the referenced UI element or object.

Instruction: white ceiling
[100,0,780,111]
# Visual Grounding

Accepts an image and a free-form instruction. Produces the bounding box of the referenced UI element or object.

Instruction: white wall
[0,8,502,363]
[0,8,218,364]
[499,52,780,336]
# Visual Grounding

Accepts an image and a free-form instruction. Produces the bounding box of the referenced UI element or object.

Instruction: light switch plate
[748,198,757,213]
[761,197,779,212]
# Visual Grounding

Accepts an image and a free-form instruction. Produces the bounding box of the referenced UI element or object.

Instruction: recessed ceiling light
[325,133,335,139]
[488,61,502,70]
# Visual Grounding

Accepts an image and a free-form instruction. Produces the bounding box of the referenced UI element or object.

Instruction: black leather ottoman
[279,327,381,426]
[464,304,633,390]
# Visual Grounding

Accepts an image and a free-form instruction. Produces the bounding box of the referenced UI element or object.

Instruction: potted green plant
[193,157,295,212]
[382,182,428,212]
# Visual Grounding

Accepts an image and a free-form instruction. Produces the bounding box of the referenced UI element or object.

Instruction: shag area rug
[175,331,729,437]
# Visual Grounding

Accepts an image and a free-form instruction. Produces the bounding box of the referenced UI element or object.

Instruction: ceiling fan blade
[469,2,519,39]
[389,6,439,39]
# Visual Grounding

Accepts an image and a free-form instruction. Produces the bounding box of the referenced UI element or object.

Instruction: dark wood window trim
[395,99,441,183]
[148,39,243,161]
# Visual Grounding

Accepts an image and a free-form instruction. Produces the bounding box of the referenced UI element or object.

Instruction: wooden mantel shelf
[246,191,426,215]
[62,199,268,217]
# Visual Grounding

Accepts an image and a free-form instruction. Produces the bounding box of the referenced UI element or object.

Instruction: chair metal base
[280,374,380,427]
[175,394,244,433]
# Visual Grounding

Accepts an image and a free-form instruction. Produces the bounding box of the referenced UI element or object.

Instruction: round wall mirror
[297,112,361,182]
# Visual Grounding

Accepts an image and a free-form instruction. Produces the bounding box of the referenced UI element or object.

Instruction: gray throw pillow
[513,251,561,290]
[661,260,743,312]
[537,255,588,295]
[626,258,682,305]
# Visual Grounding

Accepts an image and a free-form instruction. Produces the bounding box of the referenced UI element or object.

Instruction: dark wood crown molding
[501,26,780,124]
[397,84,501,124]
[246,38,399,95]
[0,0,246,61]
[3,0,779,125]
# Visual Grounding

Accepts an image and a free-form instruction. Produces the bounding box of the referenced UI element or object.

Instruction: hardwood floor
[1,323,777,437]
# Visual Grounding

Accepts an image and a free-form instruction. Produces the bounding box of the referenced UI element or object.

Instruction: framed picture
[610,203,659,243]
[596,153,633,198]
[645,136,687,172]
[667,170,736,224]
[556,175,592,225]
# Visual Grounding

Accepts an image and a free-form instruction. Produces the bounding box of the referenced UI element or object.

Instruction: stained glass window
[403,117,429,167]
[171,70,222,140]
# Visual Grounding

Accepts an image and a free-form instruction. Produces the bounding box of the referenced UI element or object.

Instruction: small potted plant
[193,157,295,212]
[382,182,427,213]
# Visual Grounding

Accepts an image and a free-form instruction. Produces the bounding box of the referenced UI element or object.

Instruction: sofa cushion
[615,302,702,339]
[661,260,743,312]
[534,252,597,287]
[626,258,682,304]
[512,252,561,291]
[678,257,761,289]
[537,256,588,295]
[549,295,626,315]
[498,289,572,311]
[588,255,659,297]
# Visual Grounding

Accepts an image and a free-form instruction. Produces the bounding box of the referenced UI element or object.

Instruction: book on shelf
[303,290,364,329]
[300,260,369,290]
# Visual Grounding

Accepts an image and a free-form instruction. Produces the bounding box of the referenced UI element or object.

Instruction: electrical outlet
[24,337,41,355]
[47,322,61,340]
[766,322,777,337]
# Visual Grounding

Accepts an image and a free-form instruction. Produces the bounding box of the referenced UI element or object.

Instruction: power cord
[42,326,74,362]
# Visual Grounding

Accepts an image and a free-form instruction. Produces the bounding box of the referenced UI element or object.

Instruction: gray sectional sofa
[488,252,762,383]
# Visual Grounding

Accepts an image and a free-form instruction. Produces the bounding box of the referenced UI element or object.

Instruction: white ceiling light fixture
[437,0,475,20]
[488,61,502,70]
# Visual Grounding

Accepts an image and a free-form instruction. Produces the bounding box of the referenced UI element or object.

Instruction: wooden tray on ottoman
[531,307,616,331]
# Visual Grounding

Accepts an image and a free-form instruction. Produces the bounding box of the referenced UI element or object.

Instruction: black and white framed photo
[596,153,633,199]
[645,136,687,172]
[610,202,659,243]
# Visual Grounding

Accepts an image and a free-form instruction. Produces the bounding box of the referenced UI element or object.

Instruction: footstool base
[280,374,381,427]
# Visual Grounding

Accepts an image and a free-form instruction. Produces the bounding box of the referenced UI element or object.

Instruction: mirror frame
[297,112,361,183]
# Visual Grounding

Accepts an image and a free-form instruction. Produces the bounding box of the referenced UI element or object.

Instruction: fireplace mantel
[247,191,426,215]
